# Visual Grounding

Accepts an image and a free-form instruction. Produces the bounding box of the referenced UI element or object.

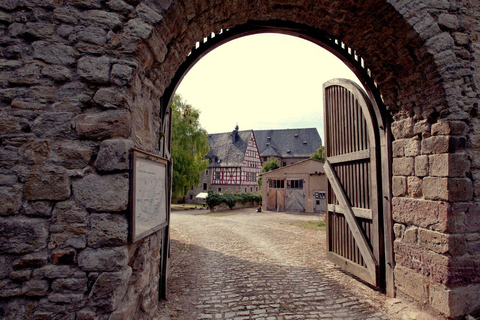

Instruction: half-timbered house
[186,126,261,202]
[186,126,322,204]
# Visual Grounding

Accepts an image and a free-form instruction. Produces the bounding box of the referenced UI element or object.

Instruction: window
[215,172,221,180]
[190,195,193,200]
[203,183,207,191]
[269,179,284,189]
[206,170,209,175]
[218,187,222,192]
[287,179,304,189]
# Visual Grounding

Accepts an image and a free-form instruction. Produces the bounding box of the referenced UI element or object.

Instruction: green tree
[257,157,280,187]
[171,94,209,201]
[310,146,325,162]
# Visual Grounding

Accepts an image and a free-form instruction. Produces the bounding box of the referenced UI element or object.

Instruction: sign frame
[130,148,169,242]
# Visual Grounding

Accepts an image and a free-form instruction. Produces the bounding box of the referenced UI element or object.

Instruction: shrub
[205,191,262,209]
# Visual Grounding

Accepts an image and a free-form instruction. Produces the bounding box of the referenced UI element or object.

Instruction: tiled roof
[254,128,322,158]
[206,130,252,167]
[206,127,322,167]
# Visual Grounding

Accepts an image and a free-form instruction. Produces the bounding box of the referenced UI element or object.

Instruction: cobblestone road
[158,209,443,320]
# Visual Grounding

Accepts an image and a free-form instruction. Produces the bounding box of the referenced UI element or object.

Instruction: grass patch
[290,220,326,230]
[206,212,237,217]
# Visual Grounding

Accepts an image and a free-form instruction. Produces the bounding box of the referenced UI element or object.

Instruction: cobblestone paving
[158,209,443,320]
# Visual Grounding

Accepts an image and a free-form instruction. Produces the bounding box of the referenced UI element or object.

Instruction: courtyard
[159,209,441,320]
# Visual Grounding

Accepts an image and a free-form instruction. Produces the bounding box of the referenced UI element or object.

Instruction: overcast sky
[176,33,361,142]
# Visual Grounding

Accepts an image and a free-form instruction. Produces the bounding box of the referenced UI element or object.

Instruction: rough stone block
[392,157,414,176]
[448,255,480,286]
[0,217,48,254]
[80,10,122,30]
[404,139,420,157]
[88,214,128,248]
[391,118,415,139]
[111,64,134,86]
[93,88,126,109]
[23,201,53,217]
[94,139,133,172]
[403,226,418,244]
[32,41,75,65]
[13,252,48,270]
[32,112,75,138]
[415,155,429,177]
[407,176,422,198]
[48,292,85,304]
[9,269,31,282]
[452,202,480,233]
[0,185,22,216]
[75,110,132,140]
[429,153,470,177]
[392,176,406,197]
[422,135,450,154]
[89,266,132,312]
[394,265,429,304]
[392,197,451,232]
[73,173,129,212]
[394,241,449,284]
[77,55,110,83]
[423,177,473,201]
[64,237,87,250]
[79,26,107,45]
[446,283,480,317]
[414,119,431,137]
[0,280,21,297]
[53,201,88,225]
[438,13,459,30]
[78,247,128,272]
[448,178,474,202]
[50,140,94,170]
[52,278,87,293]
[124,18,154,39]
[22,280,49,297]
[417,228,465,255]
[392,140,405,158]
[68,0,102,9]
[33,265,76,279]
[24,167,70,201]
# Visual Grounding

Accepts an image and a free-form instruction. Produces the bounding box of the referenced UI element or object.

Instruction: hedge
[205,191,262,209]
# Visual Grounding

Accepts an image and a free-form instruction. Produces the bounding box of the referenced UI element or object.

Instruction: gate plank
[324,160,378,284]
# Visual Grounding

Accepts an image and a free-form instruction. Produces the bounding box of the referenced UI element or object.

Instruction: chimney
[232,125,239,143]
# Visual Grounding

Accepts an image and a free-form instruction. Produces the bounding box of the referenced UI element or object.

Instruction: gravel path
[158,209,443,320]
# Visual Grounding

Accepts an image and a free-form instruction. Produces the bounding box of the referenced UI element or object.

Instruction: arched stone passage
[0,1,478,319]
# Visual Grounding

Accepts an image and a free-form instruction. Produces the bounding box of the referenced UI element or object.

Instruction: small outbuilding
[260,158,327,213]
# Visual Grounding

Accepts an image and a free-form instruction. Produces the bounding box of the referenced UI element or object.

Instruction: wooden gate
[286,189,304,212]
[285,179,305,212]
[268,189,285,211]
[324,79,383,288]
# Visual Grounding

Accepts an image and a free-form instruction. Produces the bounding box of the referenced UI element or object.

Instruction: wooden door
[268,190,277,210]
[324,79,382,288]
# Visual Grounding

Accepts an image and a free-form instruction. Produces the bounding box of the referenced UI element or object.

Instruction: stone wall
[0,0,478,319]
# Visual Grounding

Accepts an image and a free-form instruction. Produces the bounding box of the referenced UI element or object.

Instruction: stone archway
[0,1,478,319]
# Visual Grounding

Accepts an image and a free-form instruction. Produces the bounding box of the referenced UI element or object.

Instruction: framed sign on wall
[130,149,169,242]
